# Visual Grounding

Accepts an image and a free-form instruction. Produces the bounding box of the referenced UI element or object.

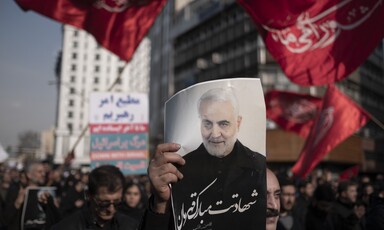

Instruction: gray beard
[203,136,237,158]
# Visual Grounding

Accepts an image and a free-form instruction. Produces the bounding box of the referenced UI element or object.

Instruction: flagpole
[66,61,130,161]
[342,86,384,131]
[369,113,384,131]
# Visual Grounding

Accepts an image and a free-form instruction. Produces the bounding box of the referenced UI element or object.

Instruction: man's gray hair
[25,160,42,174]
[197,87,240,116]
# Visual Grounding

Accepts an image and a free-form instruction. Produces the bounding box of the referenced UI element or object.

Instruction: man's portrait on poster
[168,81,266,230]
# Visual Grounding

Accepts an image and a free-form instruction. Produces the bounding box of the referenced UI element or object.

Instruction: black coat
[118,204,145,224]
[50,205,137,230]
[331,199,363,230]
[3,183,61,230]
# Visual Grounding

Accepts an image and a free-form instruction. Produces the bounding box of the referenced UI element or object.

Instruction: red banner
[237,0,384,86]
[15,0,167,61]
[265,90,322,138]
[339,165,359,181]
[291,85,370,178]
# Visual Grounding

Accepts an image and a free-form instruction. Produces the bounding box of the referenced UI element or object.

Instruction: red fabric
[291,85,370,178]
[265,90,322,138]
[15,0,167,61]
[237,0,384,86]
[339,165,359,181]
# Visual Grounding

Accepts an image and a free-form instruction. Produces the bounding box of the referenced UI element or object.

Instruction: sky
[0,0,62,148]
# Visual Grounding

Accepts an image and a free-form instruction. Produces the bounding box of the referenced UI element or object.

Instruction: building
[38,127,55,160]
[54,25,150,165]
[148,1,175,151]
[149,0,384,173]
[346,41,384,172]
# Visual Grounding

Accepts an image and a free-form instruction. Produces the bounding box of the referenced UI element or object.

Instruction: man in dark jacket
[50,165,137,230]
[331,181,364,230]
[3,161,59,230]
[277,178,303,230]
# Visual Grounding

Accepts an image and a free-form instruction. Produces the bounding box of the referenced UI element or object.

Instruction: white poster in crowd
[89,92,149,175]
[0,143,9,163]
[21,187,56,230]
[165,78,266,230]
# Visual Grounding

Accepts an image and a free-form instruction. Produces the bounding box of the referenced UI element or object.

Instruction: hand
[148,143,185,213]
[14,186,26,209]
[75,199,84,208]
[37,191,51,205]
[354,205,365,219]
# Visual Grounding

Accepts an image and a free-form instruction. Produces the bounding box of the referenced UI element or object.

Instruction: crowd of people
[0,160,383,230]
[0,161,149,230]
[270,168,384,230]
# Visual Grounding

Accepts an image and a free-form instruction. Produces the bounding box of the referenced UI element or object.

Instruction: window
[73,30,78,37]
[67,123,73,133]
[70,88,75,94]
[94,77,99,84]
[69,99,74,106]
[72,53,77,59]
[95,54,100,60]
[70,76,76,83]
[73,41,78,48]
[71,64,76,71]
[68,111,73,118]
[95,66,100,72]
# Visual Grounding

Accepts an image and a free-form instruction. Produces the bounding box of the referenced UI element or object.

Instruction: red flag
[15,0,167,61]
[291,85,370,178]
[339,165,359,181]
[237,0,384,86]
[265,90,322,138]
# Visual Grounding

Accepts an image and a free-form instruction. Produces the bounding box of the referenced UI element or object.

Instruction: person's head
[319,169,332,184]
[266,169,280,230]
[19,170,28,187]
[360,175,370,184]
[1,169,11,185]
[197,88,242,158]
[88,165,125,223]
[279,178,296,212]
[312,183,335,212]
[299,180,314,199]
[123,182,144,209]
[338,180,358,204]
[25,161,46,186]
[362,183,374,196]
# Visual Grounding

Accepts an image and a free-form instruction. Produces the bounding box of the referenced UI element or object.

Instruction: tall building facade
[148,0,175,151]
[54,25,150,165]
[346,41,384,172]
[148,0,384,173]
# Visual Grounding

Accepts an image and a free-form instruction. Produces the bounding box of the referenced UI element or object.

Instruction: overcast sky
[0,0,62,148]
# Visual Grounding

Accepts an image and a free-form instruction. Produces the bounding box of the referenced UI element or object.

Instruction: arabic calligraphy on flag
[89,92,148,174]
[237,0,384,86]
[265,90,323,138]
[291,85,370,178]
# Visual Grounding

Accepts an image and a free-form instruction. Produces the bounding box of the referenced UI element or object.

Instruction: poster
[89,92,149,175]
[21,187,56,230]
[165,78,266,230]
